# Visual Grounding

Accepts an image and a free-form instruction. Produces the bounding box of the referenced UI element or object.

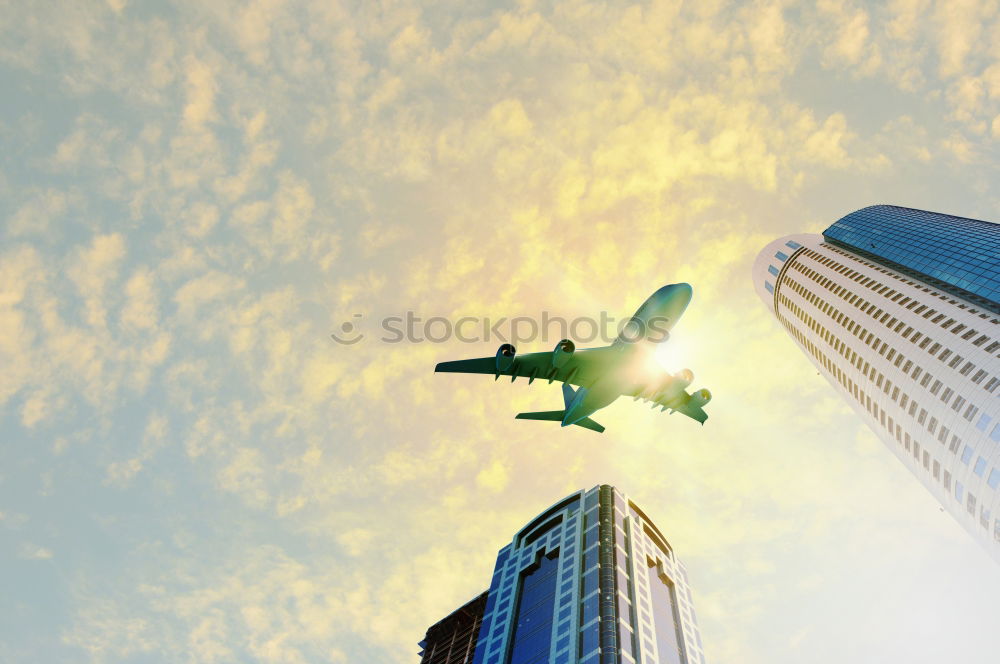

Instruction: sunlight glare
[653,332,692,375]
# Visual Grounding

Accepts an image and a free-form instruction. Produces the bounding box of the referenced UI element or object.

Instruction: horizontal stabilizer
[515,410,605,433]
[574,417,605,433]
[515,410,565,422]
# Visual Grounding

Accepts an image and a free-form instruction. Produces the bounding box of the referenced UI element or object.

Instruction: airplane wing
[670,397,709,424]
[435,346,619,388]
[647,389,710,424]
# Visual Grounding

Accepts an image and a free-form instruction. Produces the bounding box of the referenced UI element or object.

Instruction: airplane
[434,283,711,433]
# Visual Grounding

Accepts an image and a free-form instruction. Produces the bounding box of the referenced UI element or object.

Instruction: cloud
[173,271,245,320]
[7,188,70,237]
[67,232,126,329]
[475,458,510,493]
[120,267,159,331]
[2,2,1000,664]
[182,55,218,129]
[19,543,54,560]
[820,0,874,69]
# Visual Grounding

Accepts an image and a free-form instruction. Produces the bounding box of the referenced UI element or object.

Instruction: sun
[652,332,692,375]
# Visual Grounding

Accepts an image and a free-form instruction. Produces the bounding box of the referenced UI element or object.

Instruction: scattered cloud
[2,2,1000,663]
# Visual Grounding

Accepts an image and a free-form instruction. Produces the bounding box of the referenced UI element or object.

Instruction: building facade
[753,205,1000,563]
[469,485,705,664]
[419,591,489,664]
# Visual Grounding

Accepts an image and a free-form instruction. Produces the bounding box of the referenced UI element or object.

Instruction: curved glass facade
[823,205,1000,313]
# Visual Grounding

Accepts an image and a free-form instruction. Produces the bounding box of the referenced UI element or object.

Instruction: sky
[2,1,1000,663]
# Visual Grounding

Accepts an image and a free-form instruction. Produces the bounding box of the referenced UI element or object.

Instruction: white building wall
[621,489,704,664]
[753,234,1000,564]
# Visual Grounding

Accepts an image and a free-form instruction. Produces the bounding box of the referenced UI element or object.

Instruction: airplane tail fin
[515,410,605,433]
[562,383,576,409]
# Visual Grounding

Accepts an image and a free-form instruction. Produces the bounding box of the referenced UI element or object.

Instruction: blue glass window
[956,481,964,502]
[767,265,779,277]
[991,423,1000,442]
[775,251,789,262]
[508,553,560,664]
[645,563,685,664]
[581,569,598,597]
[988,469,1000,489]
[975,457,988,476]
[765,281,774,294]
[580,593,599,625]
[579,625,599,656]
[822,205,1000,311]
[977,414,992,432]
[962,446,974,464]
[785,240,801,249]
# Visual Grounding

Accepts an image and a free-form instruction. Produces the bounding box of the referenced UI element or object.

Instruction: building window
[975,457,988,477]
[977,414,992,432]
[645,561,686,664]
[508,551,560,664]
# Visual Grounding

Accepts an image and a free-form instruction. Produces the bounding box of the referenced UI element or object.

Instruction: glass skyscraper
[468,485,705,664]
[753,205,1000,562]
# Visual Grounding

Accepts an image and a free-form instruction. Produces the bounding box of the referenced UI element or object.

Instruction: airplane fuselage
[562,282,693,427]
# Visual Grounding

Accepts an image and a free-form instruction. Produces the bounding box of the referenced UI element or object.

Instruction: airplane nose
[669,282,693,299]
[652,282,693,300]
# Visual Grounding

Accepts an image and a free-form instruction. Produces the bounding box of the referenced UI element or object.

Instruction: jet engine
[496,343,517,372]
[687,388,712,408]
[552,339,575,368]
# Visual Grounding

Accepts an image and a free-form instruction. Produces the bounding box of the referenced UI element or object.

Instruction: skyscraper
[419,591,489,664]
[752,205,1000,562]
[469,484,705,664]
